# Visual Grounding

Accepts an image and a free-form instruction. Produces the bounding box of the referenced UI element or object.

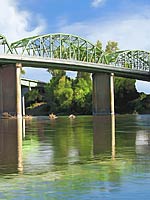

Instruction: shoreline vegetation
[25,76,150,116]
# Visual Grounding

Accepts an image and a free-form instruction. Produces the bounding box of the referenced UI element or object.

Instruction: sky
[0,0,150,94]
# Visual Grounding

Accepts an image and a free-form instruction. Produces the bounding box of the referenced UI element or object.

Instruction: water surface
[0,115,150,199]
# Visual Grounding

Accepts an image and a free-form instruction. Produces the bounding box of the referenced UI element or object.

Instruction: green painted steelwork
[0,33,150,73]
[114,50,150,72]
[10,33,104,63]
[0,34,12,54]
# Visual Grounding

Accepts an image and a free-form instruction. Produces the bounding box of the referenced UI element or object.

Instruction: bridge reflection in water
[0,115,150,174]
[0,116,116,174]
[93,115,115,159]
[0,119,23,173]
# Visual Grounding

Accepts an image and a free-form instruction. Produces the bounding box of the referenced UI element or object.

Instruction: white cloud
[0,0,46,42]
[91,0,105,8]
[0,0,47,82]
[58,14,150,50]
[58,12,150,93]
[135,80,150,95]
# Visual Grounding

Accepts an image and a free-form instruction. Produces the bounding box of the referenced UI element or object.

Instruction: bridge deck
[0,54,149,81]
[21,77,46,87]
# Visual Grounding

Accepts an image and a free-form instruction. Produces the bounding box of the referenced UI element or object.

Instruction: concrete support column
[0,64,17,115]
[92,72,115,115]
[110,73,115,115]
[16,63,22,118]
[111,114,116,160]
[22,87,29,117]
[22,95,25,116]
[17,118,23,172]
[0,64,22,117]
[0,67,3,114]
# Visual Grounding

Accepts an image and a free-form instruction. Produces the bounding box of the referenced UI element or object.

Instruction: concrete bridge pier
[0,63,22,118]
[92,72,115,115]
[21,87,29,116]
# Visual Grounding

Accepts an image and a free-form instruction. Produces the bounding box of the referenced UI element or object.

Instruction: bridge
[0,33,150,117]
[21,77,46,89]
[21,78,46,116]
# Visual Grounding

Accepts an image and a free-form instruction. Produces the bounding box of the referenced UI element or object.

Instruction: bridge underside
[0,55,149,81]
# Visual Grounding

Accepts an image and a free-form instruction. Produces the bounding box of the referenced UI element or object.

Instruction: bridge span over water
[0,33,150,117]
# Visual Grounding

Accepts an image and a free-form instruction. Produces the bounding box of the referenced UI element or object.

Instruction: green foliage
[96,40,102,50]
[44,70,92,114]
[114,77,139,113]
[44,78,58,113]
[21,68,25,75]
[71,72,92,114]
[47,69,66,77]
[105,41,119,53]
[54,76,73,111]
[131,93,150,114]
[25,89,42,106]
[74,78,91,106]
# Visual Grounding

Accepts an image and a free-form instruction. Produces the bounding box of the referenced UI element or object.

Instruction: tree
[114,77,139,113]
[54,76,73,113]
[47,69,66,78]
[21,68,25,75]
[25,89,42,107]
[72,72,92,114]
[132,93,150,114]
[105,41,119,53]
[96,40,102,50]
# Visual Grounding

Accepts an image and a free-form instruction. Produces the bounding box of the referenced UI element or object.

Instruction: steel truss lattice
[0,33,149,73]
[0,34,12,54]
[10,33,104,63]
[114,50,150,72]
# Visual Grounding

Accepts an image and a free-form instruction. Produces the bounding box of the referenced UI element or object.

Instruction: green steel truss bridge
[0,33,149,81]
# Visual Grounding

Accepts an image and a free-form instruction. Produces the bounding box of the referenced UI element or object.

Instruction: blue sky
[1,0,150,93]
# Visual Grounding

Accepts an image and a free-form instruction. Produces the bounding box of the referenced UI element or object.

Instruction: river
[0,114,150,199]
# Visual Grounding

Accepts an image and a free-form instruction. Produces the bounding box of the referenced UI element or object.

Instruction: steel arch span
[9,33,150,73]
[0,32,149,74]
[114,50,150,72]
[10,33,105,63]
